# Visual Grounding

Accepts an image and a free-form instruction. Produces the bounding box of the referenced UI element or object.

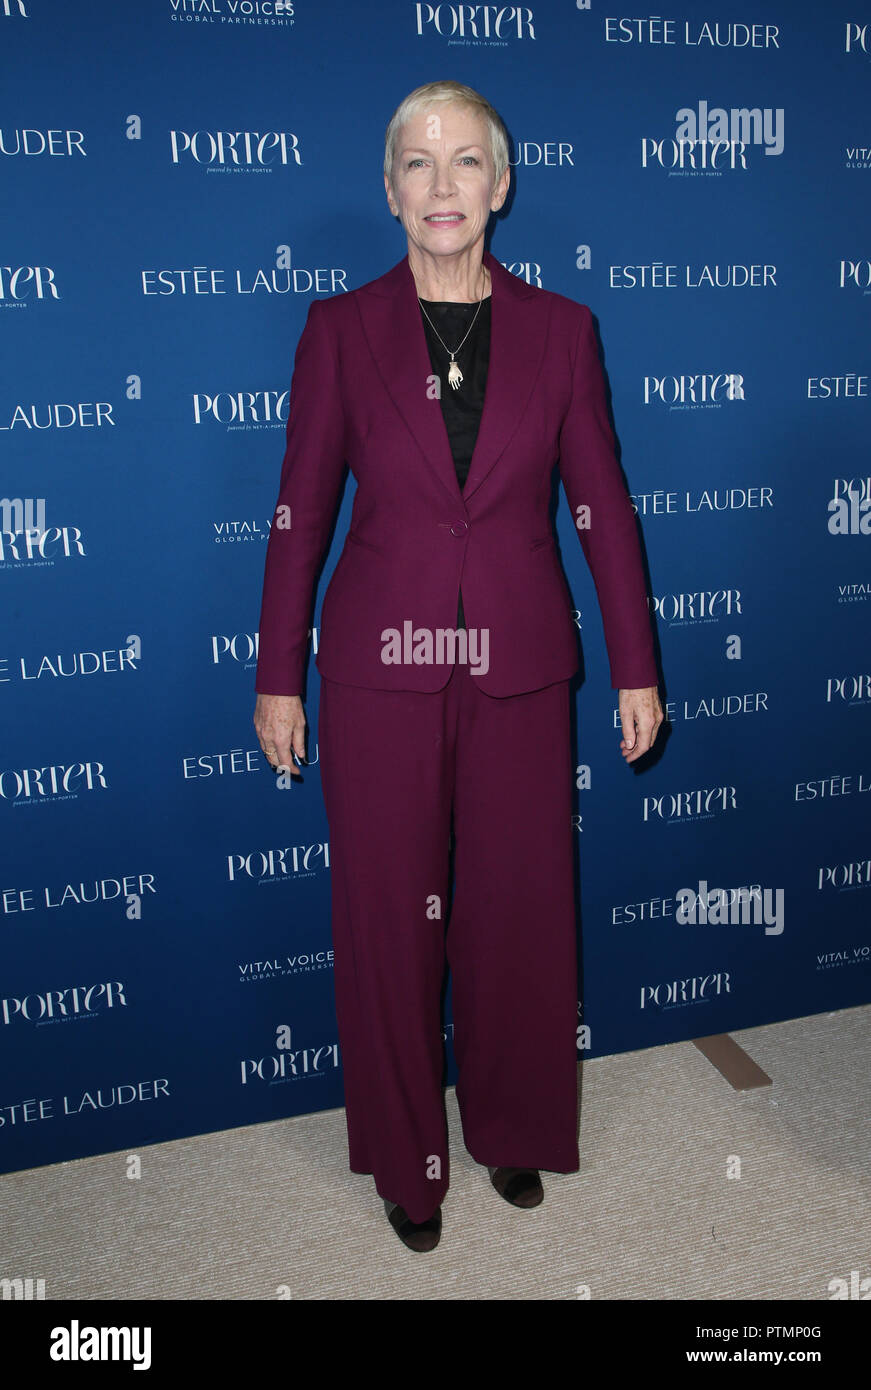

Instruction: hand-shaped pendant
[447,359,463,390]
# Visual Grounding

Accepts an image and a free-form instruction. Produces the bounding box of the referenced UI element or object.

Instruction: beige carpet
[2,1005,869,1300]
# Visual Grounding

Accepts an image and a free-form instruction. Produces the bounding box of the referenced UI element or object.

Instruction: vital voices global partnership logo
[237,949,333,982]
[844,144,870,171]
[211,519,272,545]
[835,580,869,604]
[816,944,870,972]
[168,0,295,30]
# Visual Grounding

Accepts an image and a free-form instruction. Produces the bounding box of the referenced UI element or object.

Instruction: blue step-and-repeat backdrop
[1,0,869,1175]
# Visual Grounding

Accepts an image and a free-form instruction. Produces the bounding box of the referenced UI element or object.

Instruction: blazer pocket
[346,529,385,556]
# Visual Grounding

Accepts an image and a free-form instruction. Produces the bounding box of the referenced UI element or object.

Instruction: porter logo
[845,23,871,53]
[642,787,738,823]
[640,972,731,1009]
[414,4,536,40]
[0,763,108,802]
[643,373,744,406]
[839,259,871,289]
[169,129,302,166]
[0,266,60,301]
[192,390,289,425]
[2,983,127,1027]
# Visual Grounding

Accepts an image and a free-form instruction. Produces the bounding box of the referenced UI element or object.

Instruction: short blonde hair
[384,80,509,191]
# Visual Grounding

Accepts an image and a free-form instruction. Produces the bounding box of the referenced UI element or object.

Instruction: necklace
[417,267,488,391]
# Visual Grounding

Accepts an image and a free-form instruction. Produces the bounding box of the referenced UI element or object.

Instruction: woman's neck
[409,252,490,303]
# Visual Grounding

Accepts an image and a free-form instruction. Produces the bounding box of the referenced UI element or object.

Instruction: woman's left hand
[618,686,664,763]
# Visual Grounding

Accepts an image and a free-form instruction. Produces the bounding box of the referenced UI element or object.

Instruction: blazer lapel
[356,247,548,503]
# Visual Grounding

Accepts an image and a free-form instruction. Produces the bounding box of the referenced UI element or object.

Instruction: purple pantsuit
[318,660,578,1223]
[255,248,659,1222]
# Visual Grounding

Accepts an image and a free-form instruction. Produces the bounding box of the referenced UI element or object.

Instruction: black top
[418,295,491,631]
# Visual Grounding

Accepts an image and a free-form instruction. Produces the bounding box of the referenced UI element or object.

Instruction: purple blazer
[255,247,658,698]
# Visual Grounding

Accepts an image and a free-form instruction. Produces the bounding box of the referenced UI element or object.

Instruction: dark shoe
[488,1166,543,1208]
[383,1199,442,1252]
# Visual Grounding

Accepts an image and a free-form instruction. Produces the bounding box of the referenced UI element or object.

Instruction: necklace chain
[417,266,488,391]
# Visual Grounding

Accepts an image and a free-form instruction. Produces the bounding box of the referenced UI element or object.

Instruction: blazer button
[450,520,469,537]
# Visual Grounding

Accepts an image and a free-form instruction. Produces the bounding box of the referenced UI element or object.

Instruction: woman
[254,80,663,1253]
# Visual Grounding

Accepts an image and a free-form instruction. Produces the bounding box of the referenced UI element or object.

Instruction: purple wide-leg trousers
[317,658,580,1224]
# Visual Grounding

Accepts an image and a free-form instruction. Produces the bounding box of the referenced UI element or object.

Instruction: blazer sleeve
[255,298,347,696]
[557,305,659,691]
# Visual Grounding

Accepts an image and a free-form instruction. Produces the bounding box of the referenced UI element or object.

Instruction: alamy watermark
[674,102,784,155]
[676,880,784,935]
[381,621,489,675]
[0,496,45,538]
[1,1276,45,1300]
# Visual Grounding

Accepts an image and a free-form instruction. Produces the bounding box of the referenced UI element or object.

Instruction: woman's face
[385,102,509,263]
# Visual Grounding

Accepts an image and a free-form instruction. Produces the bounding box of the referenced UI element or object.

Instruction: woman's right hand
[254,693,307,776]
